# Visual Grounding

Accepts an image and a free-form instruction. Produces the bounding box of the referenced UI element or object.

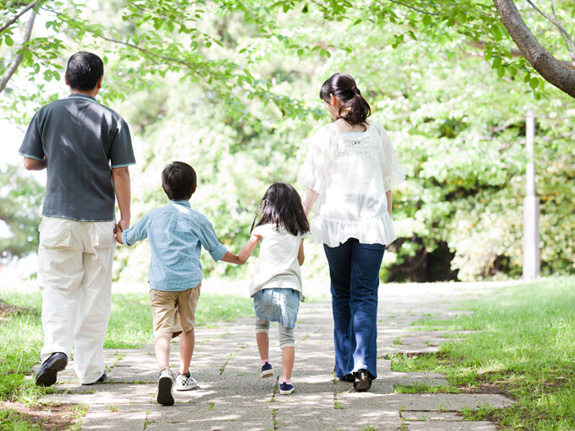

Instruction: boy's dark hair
[161,161,197,201]
[66,52,104,91]
[320,72,371,130]
[251,183,310,237]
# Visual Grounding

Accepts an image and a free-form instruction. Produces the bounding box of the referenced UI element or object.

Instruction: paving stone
[401,411,464,421]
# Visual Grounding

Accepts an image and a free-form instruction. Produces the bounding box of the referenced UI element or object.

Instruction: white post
[523,110,540,280]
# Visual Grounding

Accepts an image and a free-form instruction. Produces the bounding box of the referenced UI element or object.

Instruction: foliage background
[2,0,575,282]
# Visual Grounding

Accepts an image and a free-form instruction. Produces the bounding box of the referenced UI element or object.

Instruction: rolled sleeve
[197,218,228,262]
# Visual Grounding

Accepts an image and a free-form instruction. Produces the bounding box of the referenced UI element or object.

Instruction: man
[19,51,135,386]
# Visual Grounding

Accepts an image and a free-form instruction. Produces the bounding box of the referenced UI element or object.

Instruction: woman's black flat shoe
[339,373,355,383]
[353,369,372,392]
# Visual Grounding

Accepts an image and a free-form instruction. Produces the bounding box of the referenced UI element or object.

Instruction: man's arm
[22,157,46,171]
[112,166,131,243]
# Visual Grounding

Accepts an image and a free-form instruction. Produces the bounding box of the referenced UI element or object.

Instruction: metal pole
[523,110,540,280]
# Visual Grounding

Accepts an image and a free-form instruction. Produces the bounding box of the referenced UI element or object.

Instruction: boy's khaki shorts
[149,284,201,338]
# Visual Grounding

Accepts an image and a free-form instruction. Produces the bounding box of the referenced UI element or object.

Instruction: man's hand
[115,219,129,245]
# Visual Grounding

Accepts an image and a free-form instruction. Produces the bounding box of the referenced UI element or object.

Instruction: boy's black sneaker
[157,368,175,406]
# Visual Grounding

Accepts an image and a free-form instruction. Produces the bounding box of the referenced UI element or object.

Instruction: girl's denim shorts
[253,288,300,329]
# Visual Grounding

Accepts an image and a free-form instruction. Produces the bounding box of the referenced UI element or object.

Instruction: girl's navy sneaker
[279,382,295,395]
[260,362,273,378]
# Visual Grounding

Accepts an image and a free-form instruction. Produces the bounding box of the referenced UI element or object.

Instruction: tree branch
[549,0,575,63]
[96,34,203,71]
[493,0,575,98]
[0,0,42,34]
[525,0,575,64]
[390,0,439,16]
[0,10,36,94]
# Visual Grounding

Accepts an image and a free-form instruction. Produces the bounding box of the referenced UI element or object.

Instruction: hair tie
[352,86,360,95]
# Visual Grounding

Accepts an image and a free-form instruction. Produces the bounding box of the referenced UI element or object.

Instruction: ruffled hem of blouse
[383,164,408,191]
[309,215,397,248]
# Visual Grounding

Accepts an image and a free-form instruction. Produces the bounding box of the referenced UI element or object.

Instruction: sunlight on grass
[401,277,575,430]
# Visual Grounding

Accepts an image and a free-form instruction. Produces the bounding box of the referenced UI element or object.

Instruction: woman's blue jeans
[324,238,385,379]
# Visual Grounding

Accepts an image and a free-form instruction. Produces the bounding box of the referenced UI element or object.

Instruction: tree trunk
[493,0,575,99]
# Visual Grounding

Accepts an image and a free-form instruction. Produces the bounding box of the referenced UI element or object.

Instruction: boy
[19,52,134,386]
[121,161,241,405]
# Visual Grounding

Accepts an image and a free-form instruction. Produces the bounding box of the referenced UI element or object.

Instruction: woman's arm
[297,239,305,266]
[237,234,261,264]
[386,190,392,217]
[302,188,319,217]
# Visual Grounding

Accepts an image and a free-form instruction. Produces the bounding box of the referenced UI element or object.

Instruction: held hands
[114,219,130,245]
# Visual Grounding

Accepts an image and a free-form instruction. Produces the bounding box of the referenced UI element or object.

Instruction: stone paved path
[39,280,517,430]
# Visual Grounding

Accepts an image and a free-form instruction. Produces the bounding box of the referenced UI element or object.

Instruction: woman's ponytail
[320,73,371,129]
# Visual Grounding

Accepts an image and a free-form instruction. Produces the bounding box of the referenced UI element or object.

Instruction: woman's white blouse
[298,121,406,247]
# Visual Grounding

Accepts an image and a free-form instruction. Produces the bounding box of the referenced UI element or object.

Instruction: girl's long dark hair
[250,183,310,237]
[320,73,371,129]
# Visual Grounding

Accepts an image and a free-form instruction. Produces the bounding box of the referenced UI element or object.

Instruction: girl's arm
[237,234,261,264]
[298,239,305,266]
[220,251,243,265]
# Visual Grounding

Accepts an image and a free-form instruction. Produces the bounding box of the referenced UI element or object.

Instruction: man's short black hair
[162,162,197,201]
[66,52,104,91]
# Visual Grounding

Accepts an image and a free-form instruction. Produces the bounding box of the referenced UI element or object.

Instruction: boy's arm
[121,213,149,247]
[298,239,305,266]
[237,234,261,264]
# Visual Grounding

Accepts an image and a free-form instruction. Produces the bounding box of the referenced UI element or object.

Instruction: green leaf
[5,35,14,47]
[492,57,502,70]
[530,77,539,90]
[492,26,502,41]
[302,3,308,13]
[497,66,505,78]
[422,14,432,27]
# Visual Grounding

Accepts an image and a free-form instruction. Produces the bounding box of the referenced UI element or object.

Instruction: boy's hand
[114,223,124,245]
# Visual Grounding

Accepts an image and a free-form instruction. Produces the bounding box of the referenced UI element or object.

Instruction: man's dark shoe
[35,352,68,387]
[82,372,108,386]
[353,369,373,392]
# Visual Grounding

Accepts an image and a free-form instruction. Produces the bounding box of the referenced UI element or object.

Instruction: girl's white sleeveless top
[298,121,406,248]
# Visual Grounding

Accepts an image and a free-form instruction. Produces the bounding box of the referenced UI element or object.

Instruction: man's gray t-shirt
[18,94,135,222]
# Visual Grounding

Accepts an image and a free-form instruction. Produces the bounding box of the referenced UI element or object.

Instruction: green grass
[391,277,575,430]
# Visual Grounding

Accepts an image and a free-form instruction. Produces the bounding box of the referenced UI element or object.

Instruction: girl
[237,183,310,395]
[298,73,406,391]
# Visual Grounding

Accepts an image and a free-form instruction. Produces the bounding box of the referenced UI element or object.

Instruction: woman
[298,73,406,391]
